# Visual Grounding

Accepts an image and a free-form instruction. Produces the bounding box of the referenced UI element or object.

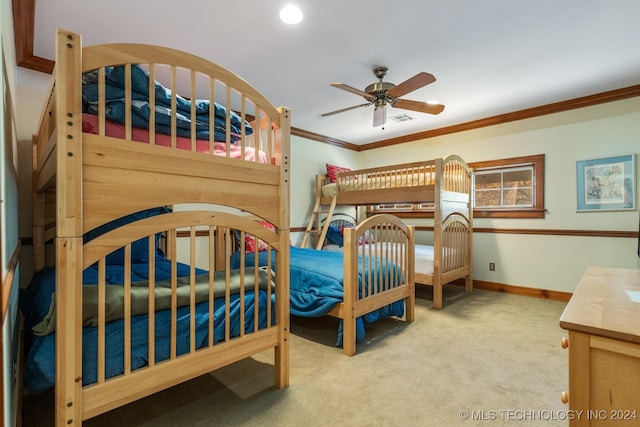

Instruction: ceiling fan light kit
[373,104,386,127]
[322,66,445,127]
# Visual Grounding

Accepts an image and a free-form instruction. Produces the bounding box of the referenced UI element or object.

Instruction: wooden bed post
[54,29,84,427]
[466,167,474,294]
[432,158,444,310]
[342,228,357,356]
[405,225,416,322]
[274,106,291,388]
[31,148,45,271]
[213,227,226,271]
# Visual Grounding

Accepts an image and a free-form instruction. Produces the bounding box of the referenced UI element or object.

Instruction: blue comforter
[82,64,253,142]
[20,258,273,394]
[230,246,404,346]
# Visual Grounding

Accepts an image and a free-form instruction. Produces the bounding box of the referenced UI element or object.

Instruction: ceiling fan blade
[387,72,436,99]
[373,106,386,127]
[393,98,445,115]
[321,102,373,117]
[330,83,376,101]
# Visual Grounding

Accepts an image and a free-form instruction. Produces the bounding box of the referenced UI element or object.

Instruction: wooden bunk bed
[305,155,473,310]
[26,29,290,425]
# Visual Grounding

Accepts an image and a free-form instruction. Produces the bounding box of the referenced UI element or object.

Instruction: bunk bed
[233,214,416,356]
[24,29,290,425]
[305,155,473,310]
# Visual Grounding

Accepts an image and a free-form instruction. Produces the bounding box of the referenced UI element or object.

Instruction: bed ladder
[301,194,337,250]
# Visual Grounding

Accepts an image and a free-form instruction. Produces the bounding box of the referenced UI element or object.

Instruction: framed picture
[576,154,636,212]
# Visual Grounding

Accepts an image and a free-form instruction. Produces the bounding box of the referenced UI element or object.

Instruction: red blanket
[82,113,268,163]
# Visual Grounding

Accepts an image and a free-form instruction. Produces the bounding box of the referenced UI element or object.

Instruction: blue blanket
[82,64,253,142]
[20,258,273,394]
[230,246,404,346]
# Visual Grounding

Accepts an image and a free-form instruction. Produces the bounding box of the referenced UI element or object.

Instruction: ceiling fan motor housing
[364,81,396,100]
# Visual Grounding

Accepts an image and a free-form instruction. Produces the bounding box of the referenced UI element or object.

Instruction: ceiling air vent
[389,113,414,123]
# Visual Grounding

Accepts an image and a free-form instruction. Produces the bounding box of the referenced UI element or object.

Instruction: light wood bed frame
[316,155,473,309]
[328,214,415,356]
[299,209,415,356]
[30,29,290,425]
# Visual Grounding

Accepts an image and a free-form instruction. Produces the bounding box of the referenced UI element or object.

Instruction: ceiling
[21,0,640,146]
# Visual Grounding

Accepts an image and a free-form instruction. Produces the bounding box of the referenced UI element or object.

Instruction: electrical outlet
[489,262,495,271]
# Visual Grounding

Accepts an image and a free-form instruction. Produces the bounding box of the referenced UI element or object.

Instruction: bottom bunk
[415,212,473,309]
[413,244,473,309]
[322,213,472,310]
[20,207,289,422]
[233,214,415,356]
[21,260,274,395]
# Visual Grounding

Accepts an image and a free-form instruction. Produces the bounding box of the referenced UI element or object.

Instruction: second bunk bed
[305,155,473,309]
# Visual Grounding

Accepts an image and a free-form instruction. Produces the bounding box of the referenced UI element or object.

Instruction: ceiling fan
[321,66,445,127]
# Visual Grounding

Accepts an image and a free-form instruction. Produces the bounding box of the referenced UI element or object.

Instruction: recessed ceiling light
[280,4,303,24]
[426,99,440,105]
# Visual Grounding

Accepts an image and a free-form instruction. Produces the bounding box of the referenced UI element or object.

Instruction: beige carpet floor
[22,285,570,426]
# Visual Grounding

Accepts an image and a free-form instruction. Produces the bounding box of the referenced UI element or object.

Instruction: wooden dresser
[559,266,640,426]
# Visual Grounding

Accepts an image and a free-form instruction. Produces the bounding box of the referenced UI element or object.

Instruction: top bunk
[318,155,473,207]
[32,29,291,242]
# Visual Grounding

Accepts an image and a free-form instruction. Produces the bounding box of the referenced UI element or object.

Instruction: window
[475,167,533,208]
[469,154,545,218]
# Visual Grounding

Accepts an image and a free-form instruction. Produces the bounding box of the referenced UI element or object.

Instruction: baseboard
[450,278,572,302]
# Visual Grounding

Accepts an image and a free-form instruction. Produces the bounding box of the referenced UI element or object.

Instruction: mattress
[414,244,435,276]
[322,182,338,198]
[322,243,435,276]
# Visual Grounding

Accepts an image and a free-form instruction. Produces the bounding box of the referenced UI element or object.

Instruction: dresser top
[560,266,640,343]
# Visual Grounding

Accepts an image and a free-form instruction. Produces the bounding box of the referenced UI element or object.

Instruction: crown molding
[360,84,640,151]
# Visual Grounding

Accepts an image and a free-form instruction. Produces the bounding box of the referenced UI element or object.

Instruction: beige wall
[14,48,640,295]
[357,98,640,292]
[289,135,362,245]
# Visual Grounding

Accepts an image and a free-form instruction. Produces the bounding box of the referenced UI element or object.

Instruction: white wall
[357,98,640,292]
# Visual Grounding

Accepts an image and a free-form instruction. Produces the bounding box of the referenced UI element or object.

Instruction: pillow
[235,221,276,253]
[326,163,351,183]
[83,206,170,264]
[342,225,376,246]
[325,225,344,247]
[359,229,376,245]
